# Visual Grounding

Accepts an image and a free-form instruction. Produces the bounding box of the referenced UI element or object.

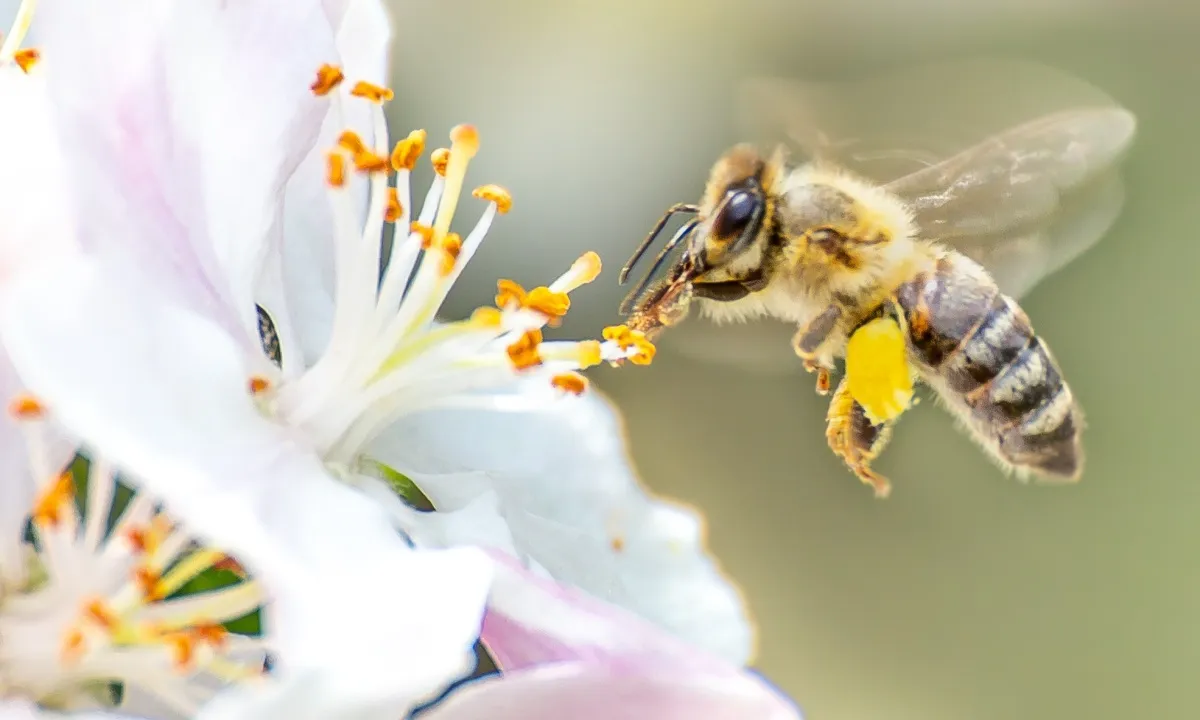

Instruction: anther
[411,222,435,248]
[524,287,570,323]
[472,184,513,214]
[576,340,604,369]
[8,392,45,419]
[84,599,118,630]
[439,233,463,276]
[602,325,657,365]
[327,152,347,188]
[495,279,527,308]
[385,188,403,222]
[310,64,345,96]
[13,47,38,73]
[551,372,588,396]
[248,376,271,395]
[350,81,395,103]
[32,472,75,528]
[391,129,427,171]
[506,329,544,371]
[431,148,450,177]
[134,566,163,601]
[352,150,390,174]
[337,130,367,155]
[470,307,504,328]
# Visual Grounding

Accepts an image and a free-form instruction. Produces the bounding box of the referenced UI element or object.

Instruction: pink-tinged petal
[427,662,801,720]
[370,382,754,665]
[37,0,341,362]
[279,0,392,367]
[1,255,492,714]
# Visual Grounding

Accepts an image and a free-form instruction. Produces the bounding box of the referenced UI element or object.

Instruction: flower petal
[1,255,491,714]
[369,381,754,665]
[37,0,341,361]
[426,662,800,720]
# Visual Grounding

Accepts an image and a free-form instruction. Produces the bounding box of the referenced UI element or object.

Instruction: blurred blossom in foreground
[0,0,754,670]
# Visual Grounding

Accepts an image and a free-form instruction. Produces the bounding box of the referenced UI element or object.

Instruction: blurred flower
[1,0,753,679]
[0,2,492,718]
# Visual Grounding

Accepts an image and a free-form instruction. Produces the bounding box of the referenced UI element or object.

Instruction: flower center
[258,65,655,467]
[0,395,265,714]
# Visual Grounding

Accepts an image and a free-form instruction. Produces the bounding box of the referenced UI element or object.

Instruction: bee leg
[825,376,895,499]
[793,305,843,396]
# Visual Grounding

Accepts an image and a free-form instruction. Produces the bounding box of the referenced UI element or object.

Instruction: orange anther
[391,129,427,171]
[385,188,403,222]
[551,372,588,396]
[506,329,544,371]
[602,325,656,365]
[84,599,118,630]
[8,393,45,419]
[166,632,196,670]
[439,233,463,276]
[13,48,39,73]
[310,64,344,96]
[352,150,390,174]
[472,184,512,214]
[470,306,504,328]
[248,376,271,395]
[32,473,75,528]
[327,152,347,188]
[411,222,435,249]
[495,279,527,308]
[350,81,394,103]
[431,148,450,176]
[133,566,163,601]
[337,130,367,155]
[524,287,570,321]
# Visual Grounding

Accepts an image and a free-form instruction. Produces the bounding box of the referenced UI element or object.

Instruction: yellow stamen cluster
[551,372,588,396]
[495,279,571,326]
[602,325,657,365]
[506,329,544,371]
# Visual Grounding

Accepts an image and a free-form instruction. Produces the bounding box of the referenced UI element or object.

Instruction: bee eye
[713,190,759,240]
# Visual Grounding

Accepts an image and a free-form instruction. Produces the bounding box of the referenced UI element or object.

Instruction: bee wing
[740,58,1136,298]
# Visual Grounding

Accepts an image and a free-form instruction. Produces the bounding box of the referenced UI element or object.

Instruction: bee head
[689,144,785,279]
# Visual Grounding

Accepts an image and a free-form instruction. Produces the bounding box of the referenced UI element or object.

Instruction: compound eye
[712,190,759,240]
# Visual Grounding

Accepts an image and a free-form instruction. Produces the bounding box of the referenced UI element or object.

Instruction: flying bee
[617,61,1136,497]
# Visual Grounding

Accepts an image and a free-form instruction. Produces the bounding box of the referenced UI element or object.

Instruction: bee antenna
[618,202,699,286]
[618,216,701,315]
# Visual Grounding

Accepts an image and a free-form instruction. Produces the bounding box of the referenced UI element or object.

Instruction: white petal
[280,0,393,366]
[37,0,341,359]
[1,255,491,713]
[0,350,37,582]
[426,662,801,720]
[369,381,755,665]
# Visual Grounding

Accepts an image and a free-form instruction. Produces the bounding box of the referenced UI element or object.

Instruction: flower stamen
[0,0,37,65]
[310,64,345,95]
[431,148,450,177]
[350,80,394,103]
[603,324,657,365]
[551,372,589,396]
[506,329,544,371]
[391,129,427,171]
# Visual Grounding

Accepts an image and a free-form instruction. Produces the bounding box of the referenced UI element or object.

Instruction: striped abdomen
[893,253,1083,480]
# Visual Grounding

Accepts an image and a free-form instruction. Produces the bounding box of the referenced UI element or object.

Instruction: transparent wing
[740,58,1136,298]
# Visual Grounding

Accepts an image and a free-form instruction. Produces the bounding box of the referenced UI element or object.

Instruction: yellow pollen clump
[124,514,172,555]
[472,184,513,214]
[32,473,75,528]
[8,392,45,419]
[524,287,570,324]
[391,129,427,171]
[495,279,526,308]
[337,130,367,155]
[439,233,463,276]
[350,81,394,103]
[352,149,390,174]
[430,148,450,177]
[845,315,914,425]
[506,329,544,371]
[247,375,271,395]
[326,152,347,188]
[310,64,344,96]
[470,306,504,329]
[385,188,403,222]
[411,222,435,249]
[13,48,38,73]
[552,372,588,396]
[134,566,162,601]
[84,598,119,630]
[602,325,656,365]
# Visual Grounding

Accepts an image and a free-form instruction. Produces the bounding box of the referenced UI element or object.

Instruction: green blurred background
[388,1,1200,718]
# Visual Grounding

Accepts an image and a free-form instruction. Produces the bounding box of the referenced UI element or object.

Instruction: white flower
[0,2,493,717]
[1,0,754,671]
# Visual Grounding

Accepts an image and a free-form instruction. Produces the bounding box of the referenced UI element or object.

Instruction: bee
[617,63,1136,497]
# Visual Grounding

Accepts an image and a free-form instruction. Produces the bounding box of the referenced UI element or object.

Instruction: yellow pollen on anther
[391,129,427,171]
[470,306,504,328]
[439,233,463,276]
[84,599,119,631]
[495,279,527,308]
[524,287,570,323]
[506,329,544,371]
[350,80,394,103]
[133,566,161,601]
[430,148,450,177]
[32,472,75,528]
[472,184,513,214]
[124,514,172,555]
[411,222,435,249]
[552,372,589,396]
[352,149,390,174]
[385,188,403,222]
[13,47,38,73]
[310,64,345,96]
[8,392,45,419]
[337,130,367,155]
[327,152,347,188]
[603,325,657,365]
[248,375,271,395]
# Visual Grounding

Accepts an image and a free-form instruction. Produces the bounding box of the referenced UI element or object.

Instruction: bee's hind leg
[792,305,842,396]
[825,376,895,499]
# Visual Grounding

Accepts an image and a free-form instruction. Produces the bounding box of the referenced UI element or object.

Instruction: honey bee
[617,62,1136,497]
